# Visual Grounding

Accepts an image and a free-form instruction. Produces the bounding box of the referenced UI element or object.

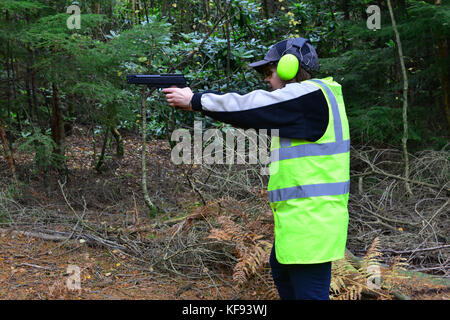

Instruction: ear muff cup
[277,54,299,81]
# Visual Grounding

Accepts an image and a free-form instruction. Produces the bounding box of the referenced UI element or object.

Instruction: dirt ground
[0,125,448,300]
[1,230,448,300]
[0,230,235,300]
[0,126,239,300]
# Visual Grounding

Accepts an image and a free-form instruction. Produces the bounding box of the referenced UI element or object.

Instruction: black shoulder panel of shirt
[190,86,329,142]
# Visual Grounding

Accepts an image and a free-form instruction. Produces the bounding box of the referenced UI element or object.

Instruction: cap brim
[248,60,271,68]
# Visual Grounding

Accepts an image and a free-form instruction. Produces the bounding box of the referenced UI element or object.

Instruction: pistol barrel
[126,74,187,87]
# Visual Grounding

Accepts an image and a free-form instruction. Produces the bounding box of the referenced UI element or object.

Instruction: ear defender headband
[276,38,307,81]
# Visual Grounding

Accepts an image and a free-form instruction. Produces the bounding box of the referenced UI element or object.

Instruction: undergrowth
[173,197,416,300]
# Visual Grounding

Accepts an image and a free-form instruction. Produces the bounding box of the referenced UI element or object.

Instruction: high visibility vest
[267,77,350,264]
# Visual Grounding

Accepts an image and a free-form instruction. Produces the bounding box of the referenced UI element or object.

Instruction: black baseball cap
[249,37,320,74]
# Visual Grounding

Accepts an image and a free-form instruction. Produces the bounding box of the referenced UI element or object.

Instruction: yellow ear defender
[277,54,299,81]
[275,38,308,81]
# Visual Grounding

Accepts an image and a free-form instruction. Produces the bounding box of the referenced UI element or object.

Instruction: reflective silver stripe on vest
[309,79,343,142]
[271,139,350,162]
[269,80,350,203]
[269,180,350,202]
[271,79,347,162]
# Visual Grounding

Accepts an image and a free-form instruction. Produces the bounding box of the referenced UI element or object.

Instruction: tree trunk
[261,0,270,18]
[398,0,408,18]
[23,16,35,124]
[137,1,141,25]
[140,86,157,214]
[5,39,11,120]
[0,117,17,183]
[51,83,65,162]
[437,39,450,133]
[25,64,34,124]
[28,47,40,126]
[224,20,231,89]
[131,0,136,24]
[111,126,124,158]
[103,102,123,158]
[387,0,412,196]
[161,0,167,18]
[265,0,276,17]
[11,46,20,131]
[142,0,150,23]
[434,0,450,133]
[360,0,366,20]
[5,10,12,119]
[31,63,39,126]
[95,127,110,173]
[341,0,350,20]
[203,0,210,31]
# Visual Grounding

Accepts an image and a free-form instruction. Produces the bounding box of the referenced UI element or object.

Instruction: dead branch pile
[0,142,448,299]
[348,145,449,277]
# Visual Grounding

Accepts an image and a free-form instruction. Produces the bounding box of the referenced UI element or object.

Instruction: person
[162,37,350,300]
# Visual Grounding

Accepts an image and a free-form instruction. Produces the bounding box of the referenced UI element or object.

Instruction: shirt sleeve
[190,82,329,141]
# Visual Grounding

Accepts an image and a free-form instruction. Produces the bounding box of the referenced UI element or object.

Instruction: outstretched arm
[162,83,329,141]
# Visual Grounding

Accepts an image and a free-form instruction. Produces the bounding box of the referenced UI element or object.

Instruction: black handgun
[126,74,187,88]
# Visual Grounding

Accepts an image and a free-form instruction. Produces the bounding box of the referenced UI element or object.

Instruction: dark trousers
[269,244,332,300]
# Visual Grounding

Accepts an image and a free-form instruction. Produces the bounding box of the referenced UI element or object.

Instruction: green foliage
[14,131,66,172]
[317,0,449,149]
[0,0,46,13]
[0,0,448,176]
[349,106,403,145]
[409,0,450,36]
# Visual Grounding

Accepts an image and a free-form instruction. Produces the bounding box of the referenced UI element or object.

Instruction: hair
[290,67,312,83]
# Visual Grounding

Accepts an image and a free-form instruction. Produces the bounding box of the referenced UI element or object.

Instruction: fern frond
[361,237,383,267]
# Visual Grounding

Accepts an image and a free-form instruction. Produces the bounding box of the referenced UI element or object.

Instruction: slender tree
[387,0,412,196]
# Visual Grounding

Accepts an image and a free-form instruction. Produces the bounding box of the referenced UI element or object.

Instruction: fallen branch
[359,204,420,227]
[0,227,126,252]
[355,156,449,192]
[0,227,68,242]
[345,248,450,287]
[17,263,56,271]
[380,244,450,255]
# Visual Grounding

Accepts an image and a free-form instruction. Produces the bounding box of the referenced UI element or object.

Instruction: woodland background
[0,0,448,300]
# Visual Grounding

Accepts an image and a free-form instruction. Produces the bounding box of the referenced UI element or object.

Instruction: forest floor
[0,125,448,300]
[0,125,250,300]
[0,231,230,300]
